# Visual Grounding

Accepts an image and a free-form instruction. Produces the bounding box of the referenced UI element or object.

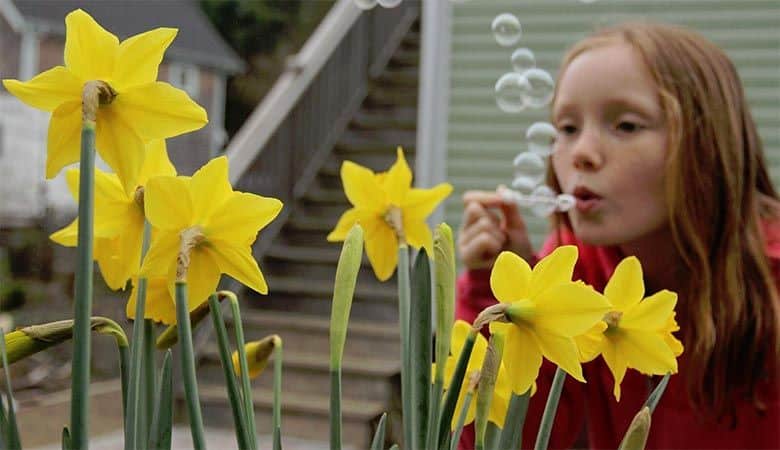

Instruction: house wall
[0,12,20,81]
[444,0,780,249]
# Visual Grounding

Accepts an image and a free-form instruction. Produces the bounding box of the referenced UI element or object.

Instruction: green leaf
[534,367,567,450]
[475,333,504,450]
[643,374,671,414]
[273,339,283,450]
[61,427,71,450]
[148,350,173,450]
[497,391,530,450]
[0,328,21,450]
[450,391,473,450]
[398,246,412,449]
[618,407,651,450]
[437,329,477,449]
[370,413,388,450]
[411,249,432,449]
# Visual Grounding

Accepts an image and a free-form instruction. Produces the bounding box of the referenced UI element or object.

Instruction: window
[168,62,200,98]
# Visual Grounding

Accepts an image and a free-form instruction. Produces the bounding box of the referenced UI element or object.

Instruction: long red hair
[549,22,780,419]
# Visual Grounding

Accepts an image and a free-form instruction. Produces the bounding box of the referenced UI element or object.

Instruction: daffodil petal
[327,208,368,242]
[403,183,454,221]
[208,192,283,244]
[140,231,179,277]
[403,217,433,253]
[490,251,532,303]
[46,100,82,179]
[502,324,543,395]
[114,28,177,89]
[64,9,118,80]
[488,382,511,428]
[94,233,139,291]
[364,223,398,281]
[663,331,684,357]
[127,277,175,324]
[574,321,607,363]
[189,156,233,223]
[172,249,221,312]
[138,140,177,185]
[340,161,386,211]
[604,256,645,311]
[2,67,82,111]
[533,329,584,382]
[96,107,145,195]
[205,241,268,295]
[50,219,79,247]
[450,320,473,356]
[620,330,678,375]
[384,147,412,205]
[93,171,137,237]
[533,282,611,337]
[113,82,208,140]
[529,245,578,298]
[144,176,193,231]
[600,338,628,401]
[621,290,677,331]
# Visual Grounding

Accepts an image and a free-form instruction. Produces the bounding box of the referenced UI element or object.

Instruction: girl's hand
[458,189,534,269]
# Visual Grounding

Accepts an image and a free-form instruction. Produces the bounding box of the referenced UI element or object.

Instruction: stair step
[365,87,418,108]
[246,292,399,321]
[262,258,379,288]
[199,384,388,447]
[200,347,399,402]
[334,129,417,154]
[285,214,337,233]
[265,274,397,303]
[300,186,348,205]
[234,309,398,340]
[265,243,372,267]
[351,105,417,129]
[388,47,419,67]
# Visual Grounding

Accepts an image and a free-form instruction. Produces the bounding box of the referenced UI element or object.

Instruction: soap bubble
[511,48,536,73]
[529,185,558,217]
[354,0,377,10]
[495,72,531,113]
[521,68,555,108]
[556,194,576,212]
[526,122,557,156]
[378,0,402,7]
[512,152,546,193]
[491,13,522,47]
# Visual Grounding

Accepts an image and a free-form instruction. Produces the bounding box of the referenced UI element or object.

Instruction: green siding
[445,0,780,252]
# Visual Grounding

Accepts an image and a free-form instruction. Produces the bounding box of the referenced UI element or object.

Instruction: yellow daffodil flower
[232,335,281,379]
[432,321,511,429]
[140,156,283,321]
[126,277,175,324]
[327,147,452,281]
[50,140,176,290]
[576,256,683,401]
[487,247,611,395]
[2,9,207,194]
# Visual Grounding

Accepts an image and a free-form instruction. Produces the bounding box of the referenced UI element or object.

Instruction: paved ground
[30,426,344,450]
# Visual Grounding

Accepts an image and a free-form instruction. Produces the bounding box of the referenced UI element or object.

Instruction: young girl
[456,22,780,449]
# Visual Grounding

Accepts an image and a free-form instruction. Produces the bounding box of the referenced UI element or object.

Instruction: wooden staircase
[195,18,420,448]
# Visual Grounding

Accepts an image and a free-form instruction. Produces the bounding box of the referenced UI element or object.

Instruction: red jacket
[455,227,780,450]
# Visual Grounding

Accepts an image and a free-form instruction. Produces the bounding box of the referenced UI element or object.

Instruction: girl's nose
[571,129,605,171]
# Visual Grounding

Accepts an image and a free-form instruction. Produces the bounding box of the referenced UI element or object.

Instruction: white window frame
[168,62,200,98]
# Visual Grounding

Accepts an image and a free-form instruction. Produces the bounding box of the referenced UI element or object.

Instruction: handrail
[225,0,362,183]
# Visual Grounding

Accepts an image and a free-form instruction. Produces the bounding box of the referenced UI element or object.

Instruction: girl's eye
[617,121,641,133]
[559,124,578,135]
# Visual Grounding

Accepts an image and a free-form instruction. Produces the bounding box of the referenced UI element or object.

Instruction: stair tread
[265,274,396,302]
[265,242,373,267]
[229,309,399,339]
[202,347,400,375]
[199,384,386,419]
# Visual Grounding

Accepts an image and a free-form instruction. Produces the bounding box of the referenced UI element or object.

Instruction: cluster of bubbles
[353,0,403,10]
[490,12,573,216]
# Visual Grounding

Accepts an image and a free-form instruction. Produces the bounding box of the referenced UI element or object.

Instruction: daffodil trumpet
[437,326,478,449]
[208,294,252,450]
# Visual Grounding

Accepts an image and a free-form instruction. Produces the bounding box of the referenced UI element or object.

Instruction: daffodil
[575,256,683,401]
[2,9,207,194]
[126,276,175,324]
[327,148,452,281]
[433,321,511,429]
[485,247,611,395]
[50,140,176,290]
[232,335,281,379]
[139,156,283,322]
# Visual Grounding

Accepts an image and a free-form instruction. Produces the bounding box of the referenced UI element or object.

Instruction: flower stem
[175,282,206,449]
[534,367,566,450]
[397,244,413,449]
[272,338,283,450]
[497,391,530,450]
[70,119,96,450]
[224,293,257,449]
[411,250,432,449]
[437,329,477,449]
[449,391,474,450]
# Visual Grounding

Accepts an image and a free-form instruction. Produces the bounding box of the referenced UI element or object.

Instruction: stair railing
[225,0,420,256]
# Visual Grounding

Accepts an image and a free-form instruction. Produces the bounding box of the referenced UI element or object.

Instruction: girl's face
[551,43,670,247]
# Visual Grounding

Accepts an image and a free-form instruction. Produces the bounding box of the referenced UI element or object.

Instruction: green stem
[329,368,341,450]
[534,367,567,450]
[226,294,257,449]
[475,333,504,450]
[125,222,151,450]
[449,391,473,450]
[398,245,412,449]
[410,250,432,449]
[142,320,156,442]
[498,391,530,450]
[273,340,282,450]
[175,282,206,450]
[427,380,444,450]
[437,329,477,449]
[643,373,671,414]
[70,120,96,450]
[208,295,250,450]
[119,344,129,423]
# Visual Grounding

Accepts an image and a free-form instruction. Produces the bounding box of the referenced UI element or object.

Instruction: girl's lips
[572,186,603,213]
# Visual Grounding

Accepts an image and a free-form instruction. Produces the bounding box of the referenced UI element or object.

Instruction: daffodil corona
[139,156,282,324]
[2,9,207,194]
[327,148,452,281]
[484,247,611,396]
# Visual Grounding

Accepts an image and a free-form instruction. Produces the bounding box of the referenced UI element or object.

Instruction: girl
[456,22,780,449]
